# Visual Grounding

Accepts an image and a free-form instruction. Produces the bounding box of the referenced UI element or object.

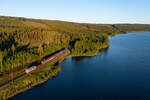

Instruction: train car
[25,66,37,74]
[25,49,67,74]
[41,56,54,64]
[36,64,42,69]
[41,49,66,64]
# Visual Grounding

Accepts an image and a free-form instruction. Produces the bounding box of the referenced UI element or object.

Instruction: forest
[0,16,150,99]
[0,15,150,86]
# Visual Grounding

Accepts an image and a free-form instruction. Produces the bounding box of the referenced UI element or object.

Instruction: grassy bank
[0,63,61,100]
[0,50,70,100]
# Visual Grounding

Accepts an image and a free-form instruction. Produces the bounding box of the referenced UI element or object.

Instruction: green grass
[0,63,61,100]
[0,50,70,100]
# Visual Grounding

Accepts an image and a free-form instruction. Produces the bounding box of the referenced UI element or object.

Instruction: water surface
[11,32,150,100]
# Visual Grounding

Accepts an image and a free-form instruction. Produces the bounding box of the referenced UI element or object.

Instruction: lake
[11,32,150,100]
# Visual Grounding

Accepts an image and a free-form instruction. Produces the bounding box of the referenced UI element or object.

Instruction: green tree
[38,45,43,56]
[11,44,15,83]
[0,50,3,73]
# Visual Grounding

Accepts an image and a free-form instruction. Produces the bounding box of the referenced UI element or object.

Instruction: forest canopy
[0,16,150,73]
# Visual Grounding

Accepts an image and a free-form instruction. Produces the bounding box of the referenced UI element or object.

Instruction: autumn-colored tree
[11,44,15,56]
[38,45,43,55]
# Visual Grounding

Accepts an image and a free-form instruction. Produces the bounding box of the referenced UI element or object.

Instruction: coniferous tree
[11,44,15,83]
[0,50,3,73]
[11,44,15,56]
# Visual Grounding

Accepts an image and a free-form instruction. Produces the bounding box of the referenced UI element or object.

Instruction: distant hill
[0,16,150,48]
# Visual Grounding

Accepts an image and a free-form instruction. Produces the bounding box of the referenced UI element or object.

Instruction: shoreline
[0,46,109,100]
[0,51,70,100]
[9,67,61,100]
[5,31,148,100]
[0,63,62,100]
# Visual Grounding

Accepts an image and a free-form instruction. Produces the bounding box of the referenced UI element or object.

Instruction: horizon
[1,15,150,25]
[1,0,150,24]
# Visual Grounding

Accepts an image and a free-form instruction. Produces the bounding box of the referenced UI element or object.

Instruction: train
[25,49,66,74]
[25,66,37,74]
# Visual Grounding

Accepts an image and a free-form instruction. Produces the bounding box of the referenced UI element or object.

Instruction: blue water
[11,32,150,100]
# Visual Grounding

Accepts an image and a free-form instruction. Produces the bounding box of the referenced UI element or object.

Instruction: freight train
[25,49,66,74]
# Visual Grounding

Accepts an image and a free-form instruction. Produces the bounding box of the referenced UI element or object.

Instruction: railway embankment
[0,49,70,100]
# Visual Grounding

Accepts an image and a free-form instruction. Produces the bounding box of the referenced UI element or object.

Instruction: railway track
[0,49,66,90]
[0,74,27,90]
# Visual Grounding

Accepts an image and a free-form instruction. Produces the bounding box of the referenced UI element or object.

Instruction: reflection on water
[72,48,109,62]
[72,56,93,61]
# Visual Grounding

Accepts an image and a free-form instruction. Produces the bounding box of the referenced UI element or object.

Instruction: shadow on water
[72,47,109,62]
[72,56,93,61]
[100,47,109,56]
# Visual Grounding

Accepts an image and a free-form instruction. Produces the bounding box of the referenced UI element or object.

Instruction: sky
[0,0,150,24]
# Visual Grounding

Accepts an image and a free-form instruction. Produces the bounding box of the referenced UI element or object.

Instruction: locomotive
[25,66,37,74]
